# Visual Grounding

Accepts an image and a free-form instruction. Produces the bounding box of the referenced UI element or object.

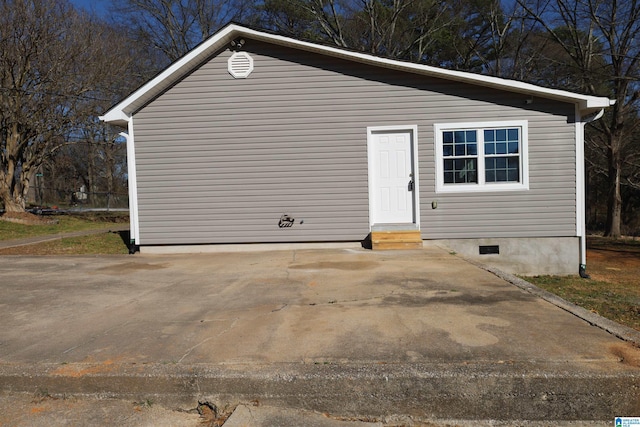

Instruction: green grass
[0,213,127,241]
[0,212,130,255]
[525,275,640,331]
[0,230,130,255]
[524,237,640,331]
[48,232,130,255]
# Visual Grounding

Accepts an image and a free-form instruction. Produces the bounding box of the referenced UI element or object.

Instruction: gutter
[577,105,610,278]
[99,113,140,253]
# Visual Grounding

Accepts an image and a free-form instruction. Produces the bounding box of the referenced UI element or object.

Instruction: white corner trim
[575,106,588,268]
[124,118,140,245]
[434,120,529,194]
[575,107,585,240]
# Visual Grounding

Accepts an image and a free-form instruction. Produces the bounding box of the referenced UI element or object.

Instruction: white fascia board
[101,23,613,123]
[239,26,613,111]
[99,110,130,128]
[101,24,240,122]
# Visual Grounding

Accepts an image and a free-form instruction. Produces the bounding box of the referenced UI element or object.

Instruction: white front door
[369,128,417,225]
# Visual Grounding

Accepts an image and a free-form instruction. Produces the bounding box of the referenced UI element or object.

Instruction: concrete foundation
[140,241,363,254]
[431,237,580,276]
[140,237,579,277]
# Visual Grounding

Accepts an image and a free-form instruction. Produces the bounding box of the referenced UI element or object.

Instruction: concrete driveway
[0,245,638,422]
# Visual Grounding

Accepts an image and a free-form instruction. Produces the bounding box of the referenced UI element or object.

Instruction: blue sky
[69,0,110,16]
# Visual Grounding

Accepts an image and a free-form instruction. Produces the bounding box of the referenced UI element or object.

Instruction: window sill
[435,183,529,193]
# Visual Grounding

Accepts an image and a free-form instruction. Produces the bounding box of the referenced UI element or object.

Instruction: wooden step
[372,241,423,250]
[371,230,422,250]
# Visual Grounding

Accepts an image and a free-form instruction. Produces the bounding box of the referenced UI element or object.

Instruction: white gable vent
[228,52,254,78]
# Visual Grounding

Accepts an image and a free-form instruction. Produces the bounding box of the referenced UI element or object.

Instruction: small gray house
[101,23,612,276]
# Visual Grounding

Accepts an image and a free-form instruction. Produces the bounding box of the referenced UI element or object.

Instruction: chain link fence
[30,186,128,211]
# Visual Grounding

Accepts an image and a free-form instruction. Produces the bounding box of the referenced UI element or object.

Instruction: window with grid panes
[435,121,528,193]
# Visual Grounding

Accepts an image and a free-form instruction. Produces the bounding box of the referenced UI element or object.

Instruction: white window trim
[434,120,529,193]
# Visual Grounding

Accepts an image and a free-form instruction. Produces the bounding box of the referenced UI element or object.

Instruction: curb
[1,362,638,421]
[458,256,640,346]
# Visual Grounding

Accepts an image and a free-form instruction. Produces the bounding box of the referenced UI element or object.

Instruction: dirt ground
[587,236,640,286]
[0,211,58,225]
[579,236,640,330]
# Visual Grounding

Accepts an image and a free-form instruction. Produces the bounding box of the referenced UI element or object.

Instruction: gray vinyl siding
[133,40,577,245]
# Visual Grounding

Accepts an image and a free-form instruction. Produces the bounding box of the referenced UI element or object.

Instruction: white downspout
[576,107,605,277]
[121,116,140,249]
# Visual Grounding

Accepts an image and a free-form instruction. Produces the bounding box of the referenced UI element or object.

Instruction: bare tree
[450,0,542,79]
[259,0,319,39]
[113,0,256,63]
[305,0,349,47]
[0,0,95,213]
[259,0,461,64]
[519,0,640,237]
[0,0,146,214]
[345,0,452,61]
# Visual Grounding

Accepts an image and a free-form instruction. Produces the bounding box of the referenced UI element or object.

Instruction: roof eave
[100,23,614,124]
[101,23,241,124]
[239,26,615,112]
[98,110,130,128]
[576,98,615,117]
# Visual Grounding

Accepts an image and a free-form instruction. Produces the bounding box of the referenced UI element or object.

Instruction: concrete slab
[0,247,638,423]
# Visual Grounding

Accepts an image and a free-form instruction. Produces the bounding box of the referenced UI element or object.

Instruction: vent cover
[479,245,500,255]
[228,52,254,78]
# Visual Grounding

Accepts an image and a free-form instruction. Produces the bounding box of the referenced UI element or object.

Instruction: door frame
[367,125,420,229]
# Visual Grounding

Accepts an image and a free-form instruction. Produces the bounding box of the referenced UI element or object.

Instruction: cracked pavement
[0,246,625,366]
[0,246,639,422]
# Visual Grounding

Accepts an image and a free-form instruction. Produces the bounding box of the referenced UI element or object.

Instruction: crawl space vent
[228,52,254,78]
[479,245,500,255]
